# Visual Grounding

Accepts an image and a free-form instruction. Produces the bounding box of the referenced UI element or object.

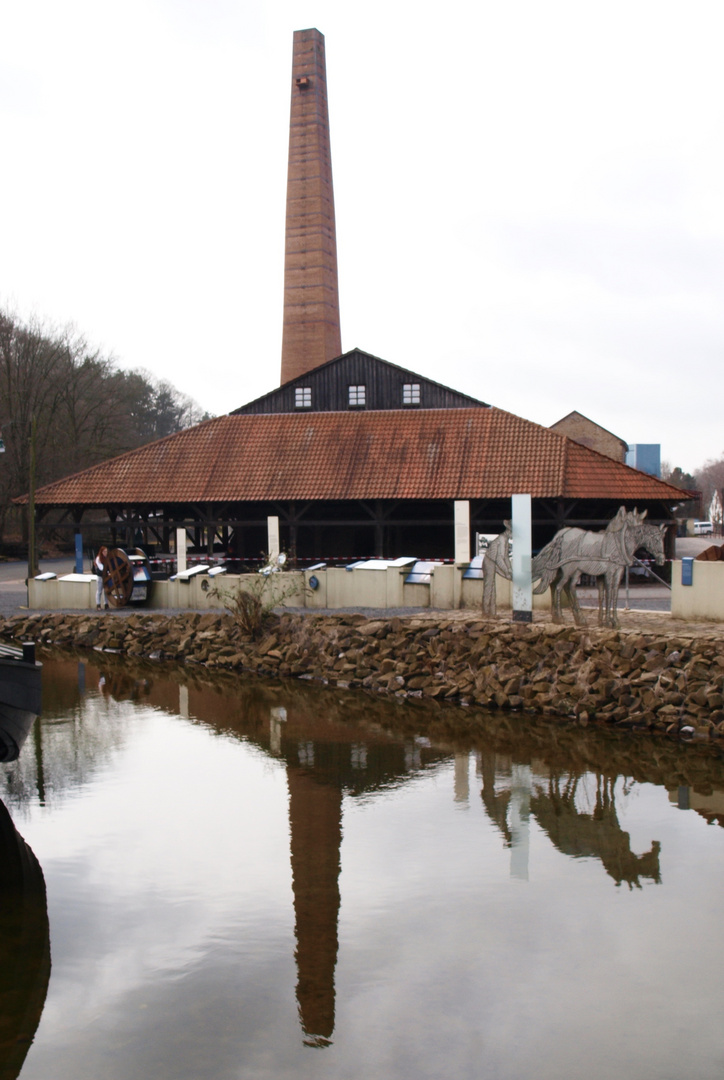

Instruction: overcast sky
[2,0,722,473]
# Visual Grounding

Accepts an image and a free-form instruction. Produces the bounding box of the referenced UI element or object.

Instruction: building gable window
[402,383,421,405]
[348,384,366,408]
[295,387,312,408]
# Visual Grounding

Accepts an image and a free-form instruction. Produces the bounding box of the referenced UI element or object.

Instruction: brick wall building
[549,411,628,463]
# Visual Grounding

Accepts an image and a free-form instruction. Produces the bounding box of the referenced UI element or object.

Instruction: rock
[6,609,724,749]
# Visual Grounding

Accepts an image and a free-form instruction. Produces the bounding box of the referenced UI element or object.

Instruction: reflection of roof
[23,407,688,506]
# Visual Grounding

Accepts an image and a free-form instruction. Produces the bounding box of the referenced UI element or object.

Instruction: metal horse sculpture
[481,521,512,617]
[532,507,666,627]
[482,507,666,627]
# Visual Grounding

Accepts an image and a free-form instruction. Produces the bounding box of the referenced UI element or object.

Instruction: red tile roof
[24,408,688,505]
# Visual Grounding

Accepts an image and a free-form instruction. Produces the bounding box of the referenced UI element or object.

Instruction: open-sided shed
[21,398,687,565]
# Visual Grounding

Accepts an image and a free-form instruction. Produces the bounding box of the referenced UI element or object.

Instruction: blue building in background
[625,444,661,477]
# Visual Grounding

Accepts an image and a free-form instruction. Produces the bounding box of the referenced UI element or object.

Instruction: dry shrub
[212,569,304,639]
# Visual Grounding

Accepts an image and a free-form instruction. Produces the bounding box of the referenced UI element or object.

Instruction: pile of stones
[3,610,723,742]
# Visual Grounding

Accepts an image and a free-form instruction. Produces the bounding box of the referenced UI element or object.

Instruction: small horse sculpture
[532,508,666,627]
[481,521,512,616]
[481,507,666,626]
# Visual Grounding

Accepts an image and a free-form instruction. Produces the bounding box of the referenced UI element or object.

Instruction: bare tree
[0,312,70,538]
[0,308,211,545]
[661,462,697,491]
[695,456,724,514]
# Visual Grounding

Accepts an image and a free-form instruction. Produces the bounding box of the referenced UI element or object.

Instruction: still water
[2,653,724,1080]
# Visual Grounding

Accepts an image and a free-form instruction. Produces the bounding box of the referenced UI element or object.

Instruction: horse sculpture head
[615,509,665,566]
[608,506,648,533]
[635,521,666,566]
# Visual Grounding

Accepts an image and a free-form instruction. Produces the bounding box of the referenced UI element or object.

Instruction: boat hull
[0,657,42,763]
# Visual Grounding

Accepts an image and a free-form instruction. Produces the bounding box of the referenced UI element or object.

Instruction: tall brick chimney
[280,28,342,385]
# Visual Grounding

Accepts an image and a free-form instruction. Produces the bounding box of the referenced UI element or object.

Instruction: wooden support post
[27,414,38,578]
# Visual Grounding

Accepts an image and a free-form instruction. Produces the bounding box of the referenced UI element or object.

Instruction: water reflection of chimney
[287,765,341,1047]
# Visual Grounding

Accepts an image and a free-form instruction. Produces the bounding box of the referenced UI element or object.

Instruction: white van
[694,521,713,536]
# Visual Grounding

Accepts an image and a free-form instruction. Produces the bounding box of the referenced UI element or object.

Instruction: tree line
[692,459,724,518]
[662,460,724,530]
[0,309,210,543]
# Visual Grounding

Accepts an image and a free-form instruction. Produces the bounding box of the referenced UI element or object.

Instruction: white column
[176,528,187,574]
[454,500,470,564]
[267,515,280,561]
[454,500,470,609]
[511,493,532,622]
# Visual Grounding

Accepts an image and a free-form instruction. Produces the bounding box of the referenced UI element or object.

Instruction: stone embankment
[3,610,724,742]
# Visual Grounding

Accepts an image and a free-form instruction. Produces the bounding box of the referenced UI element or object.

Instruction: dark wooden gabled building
[234,348,488,415]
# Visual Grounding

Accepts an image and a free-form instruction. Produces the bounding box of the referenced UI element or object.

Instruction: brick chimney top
[280,29,342,386]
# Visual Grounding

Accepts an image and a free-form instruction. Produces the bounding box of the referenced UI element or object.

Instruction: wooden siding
[233,348,488,414]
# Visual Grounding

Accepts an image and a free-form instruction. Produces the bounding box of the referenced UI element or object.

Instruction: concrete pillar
[453,500,470,608]
[511,494,532,622]
[267,516,280,561]
[454,500,471,564]
[176,528,187,574]
[280,28,342,385]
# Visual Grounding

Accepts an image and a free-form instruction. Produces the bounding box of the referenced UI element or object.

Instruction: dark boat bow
[0,644,42,764]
